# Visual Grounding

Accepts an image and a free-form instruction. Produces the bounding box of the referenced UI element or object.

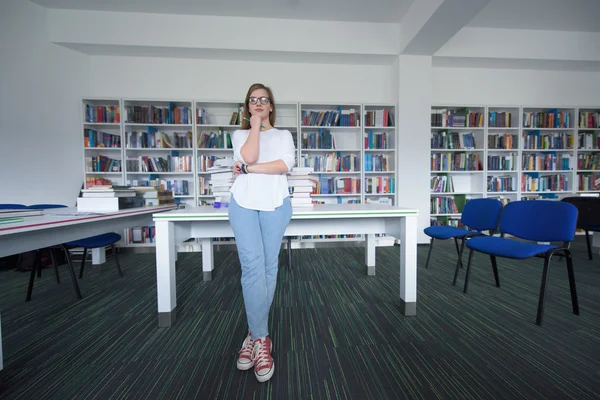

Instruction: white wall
[432,67,600,106]
[89,56,394,104]
[0,0,90,206]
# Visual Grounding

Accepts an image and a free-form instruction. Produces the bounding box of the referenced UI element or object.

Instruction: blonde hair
[240,83,276,130]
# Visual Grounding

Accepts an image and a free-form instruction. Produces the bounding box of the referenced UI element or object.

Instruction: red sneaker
[252,337,274,382]
[236,332,254,370]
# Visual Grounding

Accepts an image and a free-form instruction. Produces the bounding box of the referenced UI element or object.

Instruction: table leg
[91,247,106,265]
[156,220,177,327]
[365,233,376,275]
[201,238,214,281]
[399,215,418,316]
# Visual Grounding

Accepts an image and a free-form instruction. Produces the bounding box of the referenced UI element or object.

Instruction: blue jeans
[228,194,292,340]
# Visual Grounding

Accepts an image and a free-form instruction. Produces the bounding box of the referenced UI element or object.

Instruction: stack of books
[287,167,316,208]
[77,185,144,212]
[132,187,175,206]
[208,158,235,208]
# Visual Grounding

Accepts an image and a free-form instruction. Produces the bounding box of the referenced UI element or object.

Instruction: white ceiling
[468,0,600,32]
[29,0,415,23]
[30,0,600,32]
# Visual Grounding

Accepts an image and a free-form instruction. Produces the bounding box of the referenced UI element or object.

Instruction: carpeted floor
[0,237,599,399]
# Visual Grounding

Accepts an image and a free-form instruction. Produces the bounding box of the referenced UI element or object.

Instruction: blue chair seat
[65,233,121,248]
[424,226,475,240]
[466,236,557,259]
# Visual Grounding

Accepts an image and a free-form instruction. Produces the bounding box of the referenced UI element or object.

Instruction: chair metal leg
[453,238,464,269]
[424,238,434,268]
[49,248,60,284]
[452,237,467,286]
[26,250,42,301]
[490,255,500,288]
[62,246,82,300]
[585,230,592,260]
[79,248,88,279]
[536,255,552,326]
[112,245,124,277]
[287,237,292,269]
[564,249,579,316]
[463,248,475,294]
[36,251,42,278]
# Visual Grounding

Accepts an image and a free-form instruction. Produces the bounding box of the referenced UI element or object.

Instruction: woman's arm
[240,130,260,164]
[247,160,289,175]
[240,115,262,164]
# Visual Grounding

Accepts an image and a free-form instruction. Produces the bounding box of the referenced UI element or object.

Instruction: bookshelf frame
[81,98,399,249]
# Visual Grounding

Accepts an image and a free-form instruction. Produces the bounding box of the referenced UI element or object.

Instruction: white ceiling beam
[399,0,492,55]
[46,9,400,57]
[435,28,600,62]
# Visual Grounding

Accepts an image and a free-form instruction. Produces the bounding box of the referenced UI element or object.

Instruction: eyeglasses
[248,96,271,105]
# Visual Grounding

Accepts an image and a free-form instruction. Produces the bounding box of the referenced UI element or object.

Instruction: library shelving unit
[576,107,600,195]
[121,98,194,247]
[430,105,486,227]
[81,98,398,250]
[520,106,576,201]
[429,104,596,227]
[486,106,521,205]
[82,98,124,189]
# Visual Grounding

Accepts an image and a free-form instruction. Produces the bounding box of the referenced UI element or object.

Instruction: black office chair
[562,196,600,260]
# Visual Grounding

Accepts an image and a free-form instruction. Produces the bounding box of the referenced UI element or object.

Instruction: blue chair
[424,198,503,285]
[0,204,28,209]
[64,232,123,281]
[561,196,600,260]
[462,200,579,326]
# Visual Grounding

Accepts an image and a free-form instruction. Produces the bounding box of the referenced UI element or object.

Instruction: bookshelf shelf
[429,104,599,227]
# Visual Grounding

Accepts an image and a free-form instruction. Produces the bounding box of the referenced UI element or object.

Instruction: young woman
[228,83,295,383]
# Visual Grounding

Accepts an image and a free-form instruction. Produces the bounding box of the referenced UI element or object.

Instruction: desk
[0,205,176,371]
[153,204,419,327]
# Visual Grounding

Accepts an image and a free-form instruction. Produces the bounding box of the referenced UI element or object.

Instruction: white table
[153,204,419,327]
[0,205,176,371]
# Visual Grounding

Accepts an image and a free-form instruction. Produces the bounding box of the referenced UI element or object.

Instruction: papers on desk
[47,212,105,216]
[0,209,43,218]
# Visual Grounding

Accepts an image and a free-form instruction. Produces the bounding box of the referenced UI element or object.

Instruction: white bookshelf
[122,99,195,212]
[82,98,124,188]
[82,98,398,249]
[430,105,599,228]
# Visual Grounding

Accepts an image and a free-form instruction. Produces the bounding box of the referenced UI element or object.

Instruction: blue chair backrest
[0,204,28,209]
[27,204,68,210]
[499,200,578,242]
[461,198,503,232]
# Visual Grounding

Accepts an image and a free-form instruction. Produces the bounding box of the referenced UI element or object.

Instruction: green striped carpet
[1,237,600,399]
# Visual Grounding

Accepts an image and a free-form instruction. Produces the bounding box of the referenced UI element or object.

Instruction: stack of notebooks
[0,208,43,225]
[287,167,316,208]
[208,158,235,208]
[77,185,144,212]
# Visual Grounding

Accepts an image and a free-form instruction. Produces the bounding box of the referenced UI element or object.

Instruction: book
[0,217,24,225]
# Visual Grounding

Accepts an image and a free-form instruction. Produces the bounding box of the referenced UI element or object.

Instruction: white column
[396,55,433,244]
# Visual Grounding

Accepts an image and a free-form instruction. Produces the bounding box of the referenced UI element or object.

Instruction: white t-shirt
[229,128,296,211]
